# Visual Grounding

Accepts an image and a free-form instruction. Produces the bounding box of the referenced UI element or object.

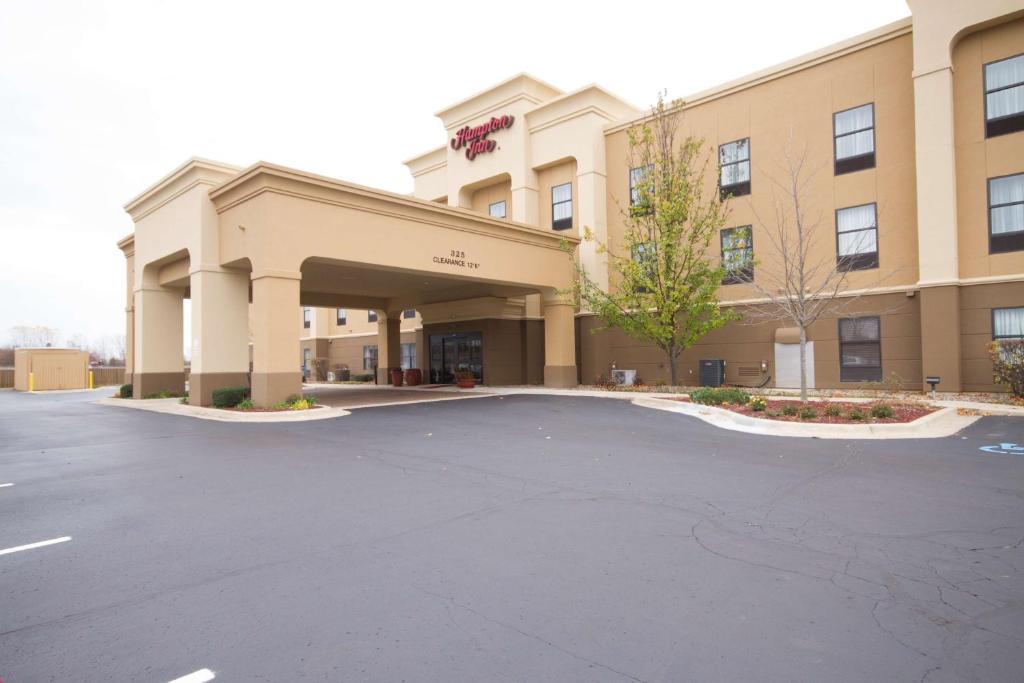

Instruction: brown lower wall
[303,332,419,379]
[421,318,544,385]
[0,368,12,388]
[960,280,1024,392]
[579,291,923,390]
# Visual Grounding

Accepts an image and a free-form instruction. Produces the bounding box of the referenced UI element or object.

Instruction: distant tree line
[1,326,125,367]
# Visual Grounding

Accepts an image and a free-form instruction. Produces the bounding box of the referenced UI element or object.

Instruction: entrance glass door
[428,332,483,384]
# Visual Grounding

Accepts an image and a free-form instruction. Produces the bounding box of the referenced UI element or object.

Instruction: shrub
[781,403,798,417]
[289,398,311,410]
[212,385,249,408]
[143,390,180,399]
[824,404,842,417]
[118,383,132,398]
[285,394,302,404]
[870,403,895,419]
[238,398,254,410]
[690,387,751,406]
[749,396,767,412]
[848,408,866,421]
[352,373,374,382]
[302,394,318,406]
[798,406,817,420]
[989,340,1024,397]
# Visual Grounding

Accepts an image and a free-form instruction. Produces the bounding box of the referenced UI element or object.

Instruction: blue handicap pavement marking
[979,442,1024,455]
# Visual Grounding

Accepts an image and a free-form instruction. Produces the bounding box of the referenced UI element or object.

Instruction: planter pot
[390,369,404,387]
[405,368,422,386]
[456,377,477,389]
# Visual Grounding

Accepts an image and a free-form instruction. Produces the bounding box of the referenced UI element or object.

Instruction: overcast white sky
[0,0,911,346]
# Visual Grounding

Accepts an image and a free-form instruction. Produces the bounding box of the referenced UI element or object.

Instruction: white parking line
[0,536,72,556]
[168,669,215,683]
[0,483,13,488]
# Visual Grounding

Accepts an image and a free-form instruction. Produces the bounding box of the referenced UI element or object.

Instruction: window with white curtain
[362,345,378,371]
[631,242,657,292]
[302,307,311,329]
[836,203,879,270]
[993,307,1024,341]
[989,173,1024,253]
[834,104,875,174]
[488,200,506,219]
[719,139,750,198]
[985,53,1024,137]
[551,182,572,230]
[367,310,378,323]
[400,343,416,370]
[336,308,347,325]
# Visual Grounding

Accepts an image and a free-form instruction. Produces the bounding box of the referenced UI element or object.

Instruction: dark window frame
[988,172,1024,254]
[362,344,378,371]
[629,164,654,215]
[718,138,751,200]
[984,53,1024,138]
[403,309,416,319]
[400,342,416,370]
[302,307,311,329]
[336,308,347,325]
[551,182,573,231]
[838,316,882,383]
[833,103,876,175]
[720,225,754,285]
[367,310,378,323]
[835,202,880,271]
[992,306,1024,341]
[488,200,507,219]
[631,241,657,293]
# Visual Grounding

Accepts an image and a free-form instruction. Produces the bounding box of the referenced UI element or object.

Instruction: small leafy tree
[571,94,736,386]
[989,340,1024,398]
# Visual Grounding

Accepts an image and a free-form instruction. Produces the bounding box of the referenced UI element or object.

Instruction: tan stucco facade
[120,0,1024,405]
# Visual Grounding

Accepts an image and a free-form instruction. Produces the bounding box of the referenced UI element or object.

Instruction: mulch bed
[667,398,937,424]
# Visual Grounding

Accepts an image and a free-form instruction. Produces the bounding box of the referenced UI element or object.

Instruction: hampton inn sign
[450,114,514,160]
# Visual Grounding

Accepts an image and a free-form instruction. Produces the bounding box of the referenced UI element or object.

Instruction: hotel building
[119,0,1024,406]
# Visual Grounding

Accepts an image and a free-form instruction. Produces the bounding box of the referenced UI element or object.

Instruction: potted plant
[405,368,422,386]
[390,368,404,387]
[454,369,477,389]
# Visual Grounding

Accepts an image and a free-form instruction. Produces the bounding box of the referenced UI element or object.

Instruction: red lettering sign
[450,114,514,161]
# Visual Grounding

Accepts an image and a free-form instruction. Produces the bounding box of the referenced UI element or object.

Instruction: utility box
[14,348,89,391]
[699,359,726,387]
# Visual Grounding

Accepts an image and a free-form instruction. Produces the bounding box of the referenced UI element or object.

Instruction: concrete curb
[97,397,351,422]
[630,397,978,439]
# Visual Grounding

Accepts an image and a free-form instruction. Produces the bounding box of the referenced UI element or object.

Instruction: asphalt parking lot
[1,388,1022,682]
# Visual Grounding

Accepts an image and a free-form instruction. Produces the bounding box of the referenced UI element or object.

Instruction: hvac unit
[699,359,726,387]
[611,369,637,386]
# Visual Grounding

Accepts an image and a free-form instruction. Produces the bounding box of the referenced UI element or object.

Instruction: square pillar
[251,272,302,407]
[376,314,402,384]
[920,285,962,392]
[133,286,185,398]
[189,268,251,406]
[543,300,577,388]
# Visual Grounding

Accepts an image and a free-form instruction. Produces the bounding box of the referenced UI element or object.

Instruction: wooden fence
[0,366,124,389]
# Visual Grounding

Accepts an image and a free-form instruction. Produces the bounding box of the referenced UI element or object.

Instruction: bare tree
[8,326,60,348]
[732,138,897,401]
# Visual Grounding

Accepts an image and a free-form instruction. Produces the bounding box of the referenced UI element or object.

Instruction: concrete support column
[251,272,302,407]
[543,298,577,388]
[376,314,402,384]
[124,305,134,386]
[189,268,250,406]
[133,286,185,398]
[576,170,609,294]
[920,285,963,392]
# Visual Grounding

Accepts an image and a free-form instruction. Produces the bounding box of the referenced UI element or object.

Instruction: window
[302,307,311,329]
[993,307,1024,341]
[336,308,347,325]
[302,348,311,371]
[362,345,378,371]
[836,203,879,270]
[834,103,875,175]
[629,165,653,213]
[719,139,750,198]
[403,309,416,319]
[401,342,416,370]
[839,316,882,382]
[721,226,753,284]
[552,182,572,230]
[368,310,378,323]
[488,200,506,219]
[632,242,657,292]
[985,53,1024,137]
[989,173,1024,253]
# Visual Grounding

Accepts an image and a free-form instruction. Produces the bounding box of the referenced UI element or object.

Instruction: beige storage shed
[14,348,90,391]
